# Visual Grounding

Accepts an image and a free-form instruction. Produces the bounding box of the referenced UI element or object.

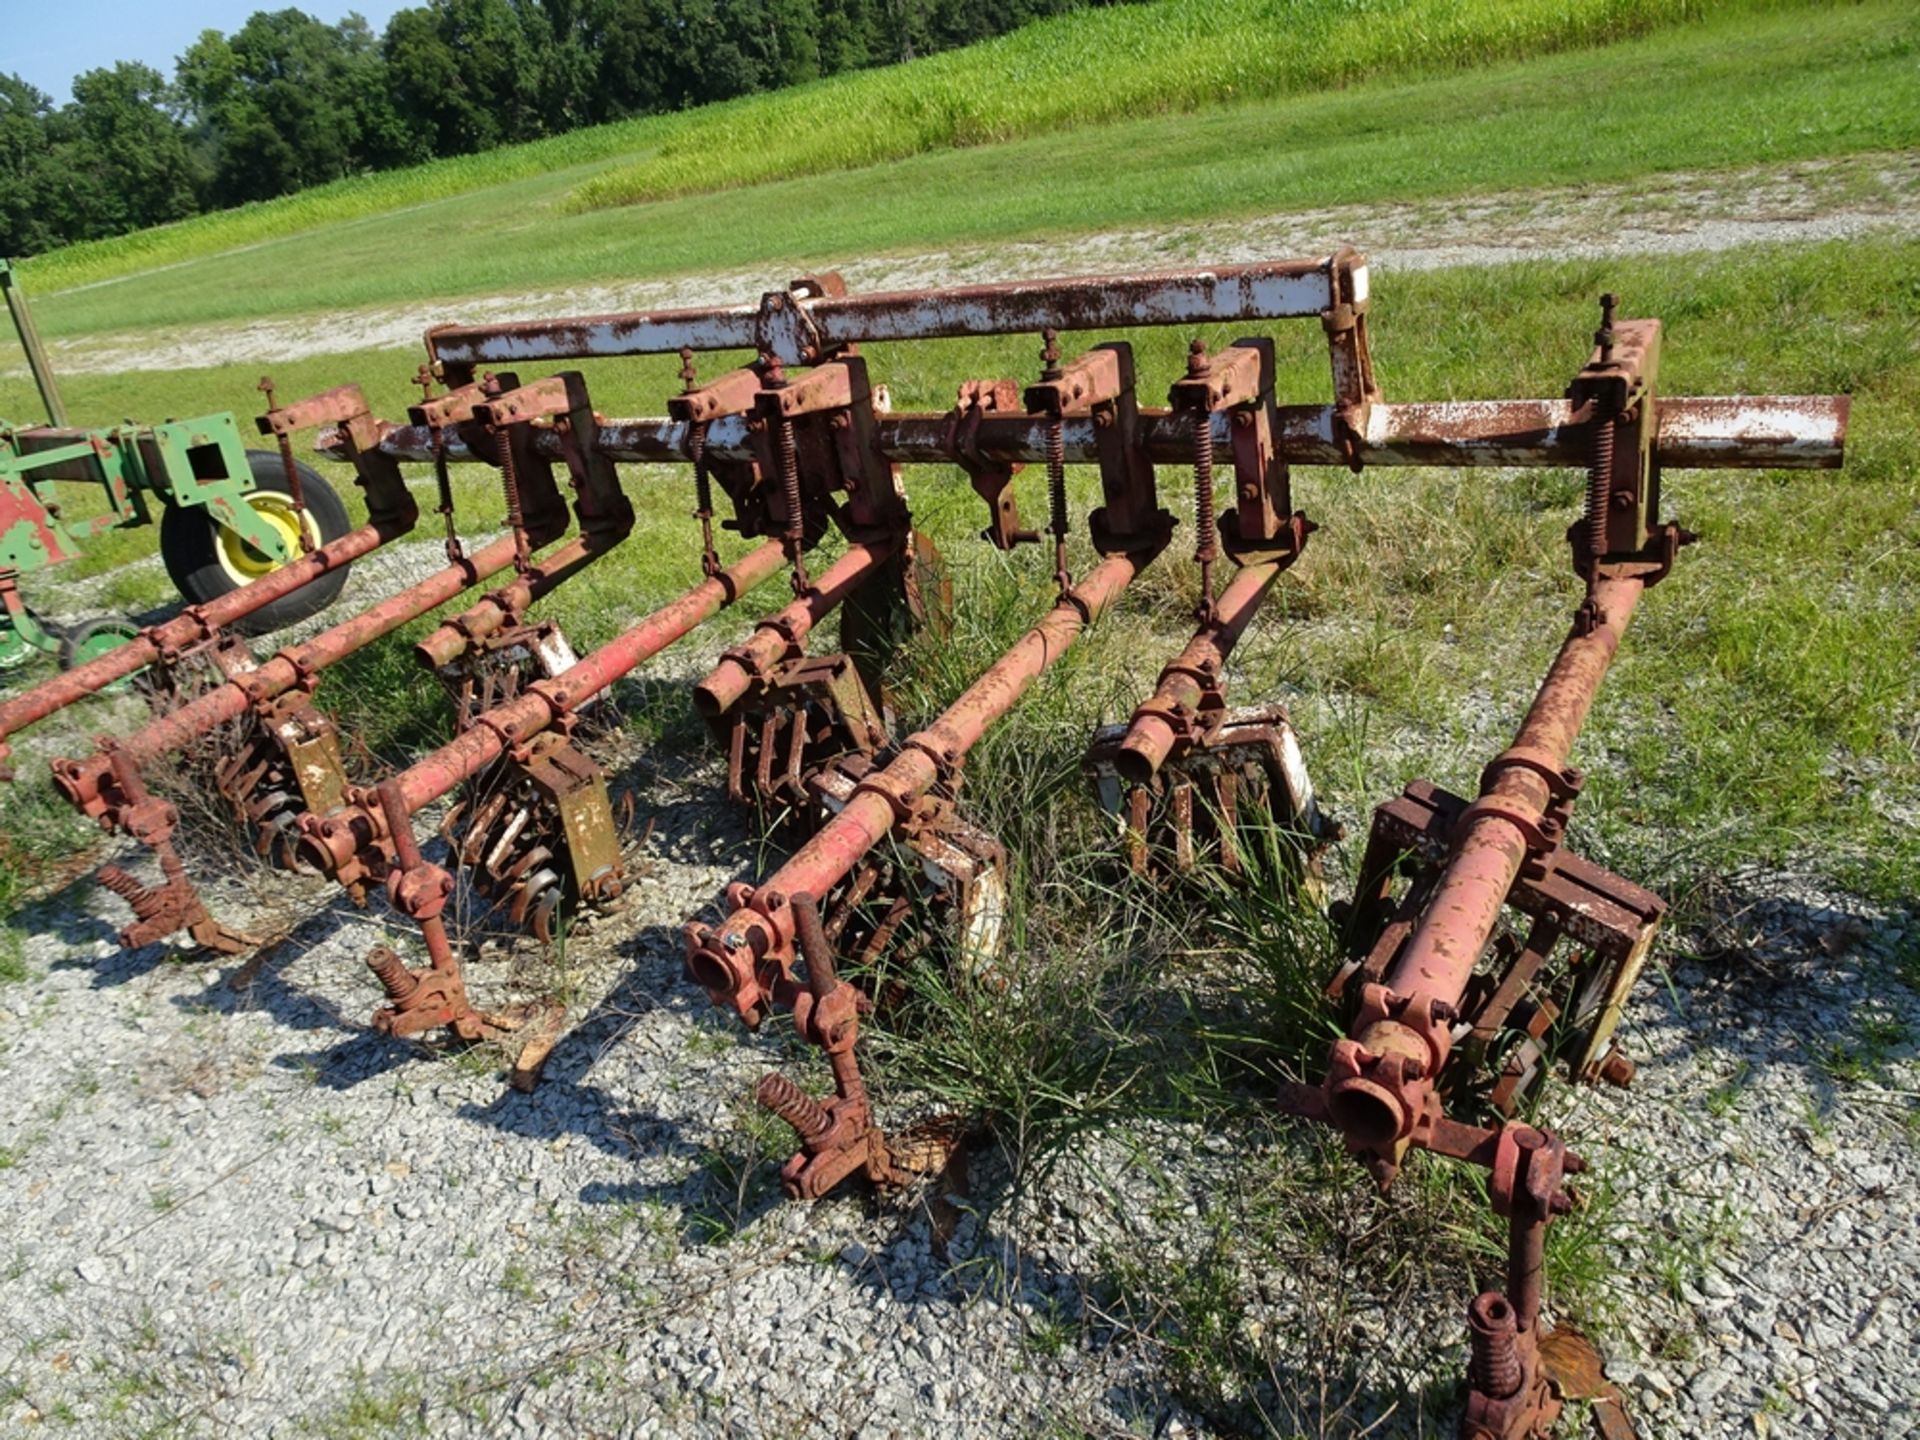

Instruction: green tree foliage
[179,10,407,205]
[0,75,65,257]
[0,63,205,253]
[1,0,1113,259]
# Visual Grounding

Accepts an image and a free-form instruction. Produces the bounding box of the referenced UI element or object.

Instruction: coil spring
[757,1071,832,1142]
[1046,416,1068,590]
[776,415,809,591]
[366,946,419,1003]
[1192,408,1217,622]
[1585,402,1616,560]
[97,864,162,919]
[1585,293,1620,562]
[496,427,530,573]
[1191,411,1217,562]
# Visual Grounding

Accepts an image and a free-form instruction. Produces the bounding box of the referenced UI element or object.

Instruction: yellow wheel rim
[215,493,320,585]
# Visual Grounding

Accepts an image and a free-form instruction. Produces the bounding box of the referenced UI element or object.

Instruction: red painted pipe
[1113,559,1284,784]
[51,533,525,813]
[1327,574,1646,1152]
[299,540,787,875]
[0,517,401,754]
[685,550,1148,1016]
[415,529,613,670]
[693,539,904,719]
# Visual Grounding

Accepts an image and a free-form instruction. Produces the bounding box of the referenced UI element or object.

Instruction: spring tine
[726,715,748,805]
[756,711,779,802]
[783,706,808,807]
[502,844,554,888]
[484,804,532,879]
[858,895,914,968]
[1216,769,1241,877]
[1171,775,1195,871]
[1125,785,1152,875]
[827,862,881,946]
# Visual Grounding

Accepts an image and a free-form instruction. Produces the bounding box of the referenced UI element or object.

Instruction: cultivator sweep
[20,252,1848,1439]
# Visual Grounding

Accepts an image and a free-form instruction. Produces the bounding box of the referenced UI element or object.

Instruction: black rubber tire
[159,451,353,637]
[56,617,145,687]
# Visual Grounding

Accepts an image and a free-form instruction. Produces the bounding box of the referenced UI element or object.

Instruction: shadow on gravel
[171,894,435,1088]
[1638,878,1918,1117]
[457,920,722,1177]
[21,874,124,960]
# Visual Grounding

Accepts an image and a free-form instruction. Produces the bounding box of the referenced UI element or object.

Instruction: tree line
[1,0,1096,259]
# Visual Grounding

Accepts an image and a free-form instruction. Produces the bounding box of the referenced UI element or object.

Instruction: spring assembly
[1584,293,1619,562]
[96,863,166,922]
[1041,328,1069,595]
[1467,1293,1524,1399]
[366,945,419,1003]
[493,397,532,577]
[765,356,810,596]
[258,375,313,553]
[680,348,721,577]
[1187,340,1219,624]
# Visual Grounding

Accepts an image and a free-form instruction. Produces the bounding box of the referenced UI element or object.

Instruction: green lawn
[12,0,1915,340]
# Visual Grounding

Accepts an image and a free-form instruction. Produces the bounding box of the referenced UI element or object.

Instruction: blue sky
[6,1,410,103]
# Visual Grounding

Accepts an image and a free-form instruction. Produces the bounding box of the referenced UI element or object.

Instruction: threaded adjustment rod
[757,1071,832,1144]
[367,946,420,1003]
[1466,1291,1523,1399]
[680,348,720,576]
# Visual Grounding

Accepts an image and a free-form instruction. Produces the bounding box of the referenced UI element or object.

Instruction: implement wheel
[57,616,141,675]
[159,451,352,636]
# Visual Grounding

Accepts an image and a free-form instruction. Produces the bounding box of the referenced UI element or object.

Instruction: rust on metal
[340,394,1847,476]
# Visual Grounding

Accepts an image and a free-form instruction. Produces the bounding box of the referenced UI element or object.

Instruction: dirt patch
[17,152,1920,377]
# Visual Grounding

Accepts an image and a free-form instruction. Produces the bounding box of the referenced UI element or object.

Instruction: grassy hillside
[16,0,1834,303]
[16,0,1914,340]
[568,0,1796,209]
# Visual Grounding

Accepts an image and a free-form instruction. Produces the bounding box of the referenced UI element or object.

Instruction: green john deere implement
[0,256,352,673]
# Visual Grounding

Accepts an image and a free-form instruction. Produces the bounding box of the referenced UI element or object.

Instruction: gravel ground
[1,555,1915,1437]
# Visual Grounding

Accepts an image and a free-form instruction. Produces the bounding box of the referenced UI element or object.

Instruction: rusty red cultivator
[46,368,641,954]
[22,253,1847,1439]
